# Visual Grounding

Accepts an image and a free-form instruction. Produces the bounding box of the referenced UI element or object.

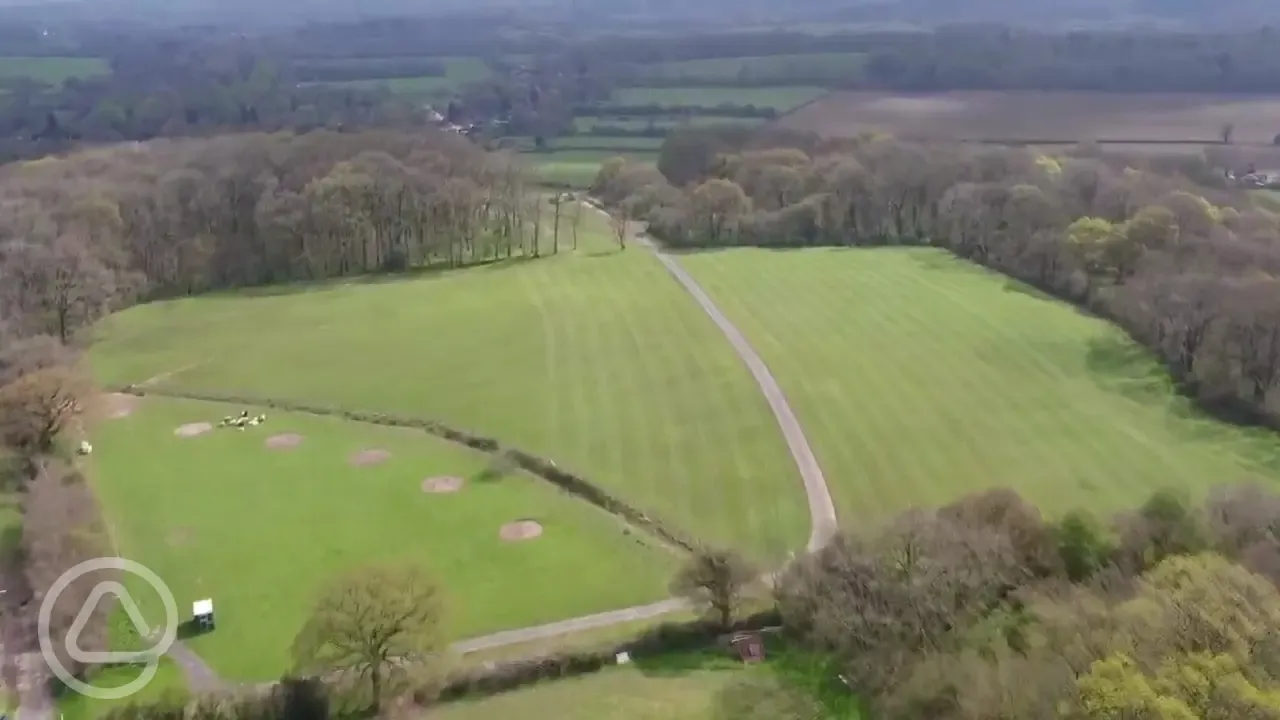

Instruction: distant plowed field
[781,91,1280,144]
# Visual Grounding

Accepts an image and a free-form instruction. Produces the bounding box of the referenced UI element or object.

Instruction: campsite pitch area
[88,206,807,561]
[781,91,1280,143]
[87,395,680,681]
[678,247,1280,522]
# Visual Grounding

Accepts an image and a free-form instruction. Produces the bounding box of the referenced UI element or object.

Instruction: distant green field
[680,247,1280,524]
[0,56,108,85]
[527,149,660,187]
[553,136,665,150]
[634,53,865,87]
[323,57,491,97]
[88,395,678,680]
[573,116,767,132]
[610,87,827,112]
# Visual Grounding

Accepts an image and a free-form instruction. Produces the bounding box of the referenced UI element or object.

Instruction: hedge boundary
[114,386,700,552]
[428,609,782,705]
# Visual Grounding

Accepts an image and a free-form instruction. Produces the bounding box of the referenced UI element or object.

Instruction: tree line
[2,129,539,315]
[765,484,1280,718]
[553,27,1280,95]
[19,21,1280,164]
[1,128,543,464]
[594,127,1280,431]
[0,40,436,163]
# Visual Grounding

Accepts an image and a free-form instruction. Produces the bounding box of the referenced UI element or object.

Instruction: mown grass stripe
[678,246,1280,525]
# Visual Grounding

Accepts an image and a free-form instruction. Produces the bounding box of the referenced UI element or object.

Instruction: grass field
[632,53,865,86]
[611,87,827,112]
[526,150,659,187]
[87,206,807,566]
[320,57,490,97]
[86,394,680,680]
[678,247,1280,522]
[782,91,1280,142]
[0,56,108,85]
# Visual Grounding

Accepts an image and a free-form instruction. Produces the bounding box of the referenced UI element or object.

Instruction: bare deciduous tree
[0,365,88,456]
[670,548,757,629]
[611,204,629,251]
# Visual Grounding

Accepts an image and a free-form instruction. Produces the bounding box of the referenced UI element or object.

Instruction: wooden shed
[730,631,765,664]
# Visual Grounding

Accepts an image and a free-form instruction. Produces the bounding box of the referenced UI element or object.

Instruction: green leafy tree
[292,562,444,713]
[1057,509,1115,582]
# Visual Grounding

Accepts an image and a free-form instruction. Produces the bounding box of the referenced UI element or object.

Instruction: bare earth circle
[265,433,304,450]
[174,422,213,437]
[349,449,391,467]
[499,520,543,542]
[104,393,138,419]
[421,476,464,494]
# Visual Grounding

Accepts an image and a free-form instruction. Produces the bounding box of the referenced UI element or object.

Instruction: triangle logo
[66,581,154,664]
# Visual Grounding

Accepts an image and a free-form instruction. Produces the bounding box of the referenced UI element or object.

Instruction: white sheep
[77,441,92,456]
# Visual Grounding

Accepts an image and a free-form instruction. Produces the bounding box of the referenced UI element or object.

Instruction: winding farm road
[439,216,839,655]
[629,231,838,553]
[71,207,837,699]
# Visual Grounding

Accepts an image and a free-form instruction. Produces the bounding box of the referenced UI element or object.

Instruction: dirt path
[451,598,690,654]
[136,363,202,388]
[167,641,225,693]
[624,222,838,552]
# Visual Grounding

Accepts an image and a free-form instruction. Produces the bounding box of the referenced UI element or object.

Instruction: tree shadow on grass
[907,247,985,274]
[1002,278,1060,304]
[1084,333,1178,406]
[1083,333,1280,475]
